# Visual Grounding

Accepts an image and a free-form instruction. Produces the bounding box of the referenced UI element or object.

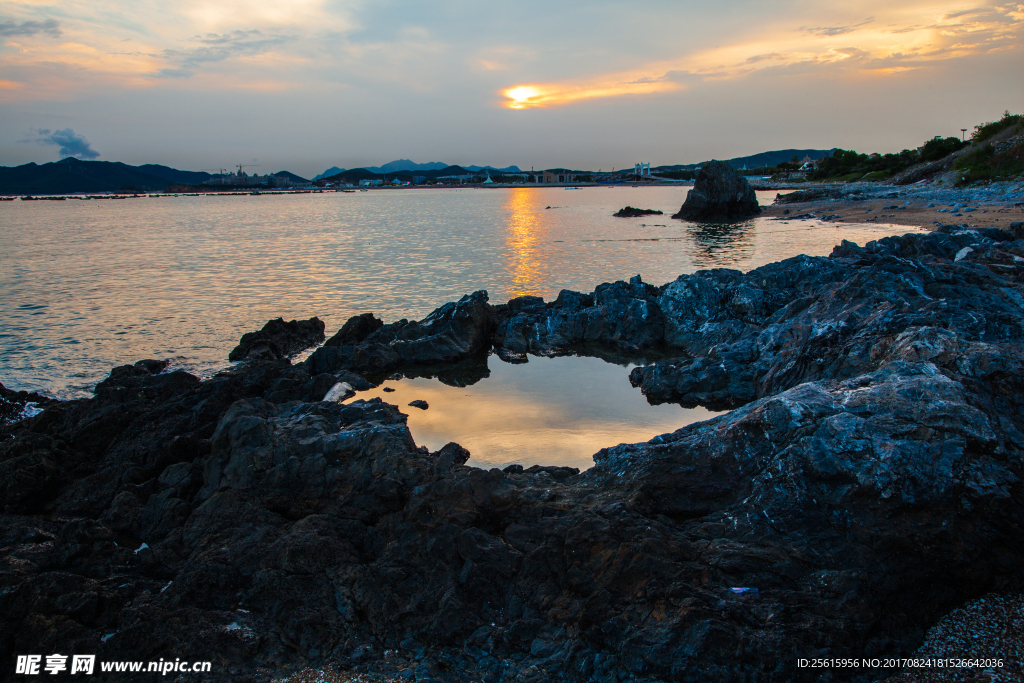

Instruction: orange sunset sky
[1,1,1022,176]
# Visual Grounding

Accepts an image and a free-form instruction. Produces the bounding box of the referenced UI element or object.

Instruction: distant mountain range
[321,165,482,184]
[315,151,834,182]
[0,158,308,194]
[1,150,836,194]
[313,160,523,180]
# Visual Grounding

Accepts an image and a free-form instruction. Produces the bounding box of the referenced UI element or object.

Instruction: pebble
[881,593,1024,683]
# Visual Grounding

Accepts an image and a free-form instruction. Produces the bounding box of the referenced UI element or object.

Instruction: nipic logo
[16,654,95,675]
[15,655,211,675]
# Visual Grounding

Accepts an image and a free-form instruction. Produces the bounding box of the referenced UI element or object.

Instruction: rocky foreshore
[761,179,1024,231]
[2,225,1024,683]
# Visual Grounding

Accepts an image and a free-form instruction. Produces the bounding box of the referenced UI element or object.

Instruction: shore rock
[613,206,663,217]
[308,291,493,376]
[323,312,384,348]
[2,228,1024,682]
[0,381,55,427]
[491,276,664,355]
[228,316,326,362]
[672,160,761,221]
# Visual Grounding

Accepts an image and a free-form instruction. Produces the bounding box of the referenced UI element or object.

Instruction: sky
[1,0,1022,177]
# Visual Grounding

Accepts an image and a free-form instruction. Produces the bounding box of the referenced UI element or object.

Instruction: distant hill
[273,170,309,183]
[0,158,192,194]
[465,165,523,173]
[136,164,212,186]
[315,161,522,180]
[322,168,388,184]
[654,149,834,173]
[722,149,834,169]
[0,159,316,194]
[323,165,480,184]
[374,160,449,174]
[312,166,345,181]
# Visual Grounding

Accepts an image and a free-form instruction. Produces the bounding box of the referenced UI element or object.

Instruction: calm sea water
[1,187,922,466]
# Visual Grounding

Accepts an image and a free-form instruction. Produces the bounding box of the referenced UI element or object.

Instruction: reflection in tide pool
[349,354,720,471]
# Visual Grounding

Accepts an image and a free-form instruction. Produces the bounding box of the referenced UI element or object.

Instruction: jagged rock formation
[2,227,1023,682]
[308,291,492,375]
[0,382,54,427]
[672,160,761,221]
[228,317,326,362]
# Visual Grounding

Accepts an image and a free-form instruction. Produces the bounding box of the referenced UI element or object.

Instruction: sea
[0,186,924,469]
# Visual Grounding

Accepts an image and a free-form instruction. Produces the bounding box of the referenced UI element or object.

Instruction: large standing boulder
[672,159,761,221]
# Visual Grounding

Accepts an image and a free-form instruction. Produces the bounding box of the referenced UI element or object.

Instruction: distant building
[413,176,426,184]
[542,169,578,183]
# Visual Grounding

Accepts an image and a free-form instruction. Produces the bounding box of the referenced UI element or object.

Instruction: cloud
[502,78,678,109]
[0,19,61,37]
[501,3,1024,109]
[148,29,293,78]
[151,68,194,79]
[801,17,875,37]
[21,128,100,159]
[745,52,784,64]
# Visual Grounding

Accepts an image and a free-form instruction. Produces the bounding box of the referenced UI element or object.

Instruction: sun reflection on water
[504,188,545,298]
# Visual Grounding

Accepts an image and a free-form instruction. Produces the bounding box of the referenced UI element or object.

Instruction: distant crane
[237,163,260,176]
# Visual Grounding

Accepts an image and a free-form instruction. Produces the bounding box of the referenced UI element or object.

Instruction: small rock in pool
[408,400,429,410]
[382,387,395,393]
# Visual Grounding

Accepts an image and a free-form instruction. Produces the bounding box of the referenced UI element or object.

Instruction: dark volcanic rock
[492,275,664,355]
[2,229,1024,683]
[228,316,326,362]
[308,291,493,376]
[630,228,1024,408]
[0,382,55,427]
[672,160,761,221]
[323,312,384,347]
[408,399,429,410]
[613,206,663,217]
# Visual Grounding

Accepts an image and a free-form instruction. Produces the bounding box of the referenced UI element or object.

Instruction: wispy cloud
[801,17,875,37]
[0,19,61,37]
[20,127,100,159]
[149,29,293,78]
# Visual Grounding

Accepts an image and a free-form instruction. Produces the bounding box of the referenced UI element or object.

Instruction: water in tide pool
[352,354,720,471]
[1,186,923,467]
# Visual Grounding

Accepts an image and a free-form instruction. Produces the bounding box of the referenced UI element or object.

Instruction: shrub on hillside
[920,136,967,163]
[972,111,1023,144]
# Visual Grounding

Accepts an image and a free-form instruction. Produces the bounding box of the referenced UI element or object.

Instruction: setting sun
[504,85,542,109]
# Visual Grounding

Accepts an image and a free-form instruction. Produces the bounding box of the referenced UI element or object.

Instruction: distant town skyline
[1,1,1021,178]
